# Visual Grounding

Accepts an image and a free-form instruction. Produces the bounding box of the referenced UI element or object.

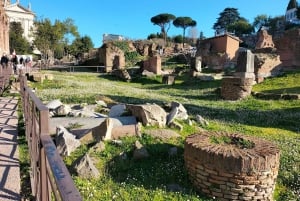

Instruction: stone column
[221,49,255,100]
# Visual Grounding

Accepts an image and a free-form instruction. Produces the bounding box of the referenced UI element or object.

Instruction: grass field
[23,69,300,200]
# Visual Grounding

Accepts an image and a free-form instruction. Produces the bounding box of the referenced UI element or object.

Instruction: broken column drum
[184,131,280,201]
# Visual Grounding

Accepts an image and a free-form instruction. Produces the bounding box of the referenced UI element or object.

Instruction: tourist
[0,53,9,69]
[11,51,18,74]
[19,56,24,65]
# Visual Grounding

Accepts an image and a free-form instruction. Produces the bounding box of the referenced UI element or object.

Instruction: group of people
[1,50,32,74]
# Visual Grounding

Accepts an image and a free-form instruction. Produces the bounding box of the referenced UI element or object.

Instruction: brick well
[184,131,280,201]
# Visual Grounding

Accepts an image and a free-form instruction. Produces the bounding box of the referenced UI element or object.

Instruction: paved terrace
[0,96,20,200]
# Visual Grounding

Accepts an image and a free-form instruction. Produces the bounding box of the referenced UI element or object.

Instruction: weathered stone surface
[127,103,167,127]
[55,126,81,156]
[111,69,131,81]
[235,49,255,76]
[109,104,126,117]
[221,77,254,100]
[195,115,209,126]
[162,75,176,85]
[255,30,275,49]
[145,129,181,140]
[170,101,188,120]
[141,55,161,75]
[46,99,63,110]
[141,70,156,77]
[275,28,300,68]
[98,42,125,72]
[92,118,113,141]
[49,116,137,135]
[254,53,282,83]
[166,107,178,125]
[193,56,202,72]
[111,123,141,139]
[0,5,9,56]
[73,154,100,179]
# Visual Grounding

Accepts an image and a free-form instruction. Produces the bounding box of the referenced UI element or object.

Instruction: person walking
[11,54,18,74]
[1,53,9,69]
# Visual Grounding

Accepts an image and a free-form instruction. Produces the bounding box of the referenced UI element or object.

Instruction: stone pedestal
[221,77,254,100]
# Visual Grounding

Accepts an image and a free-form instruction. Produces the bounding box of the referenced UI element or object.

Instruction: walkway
[0,97,20,201]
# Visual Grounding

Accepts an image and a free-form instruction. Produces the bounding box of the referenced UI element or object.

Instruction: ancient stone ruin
[255,30,275,49]
[98,42,125,72]
[0,3,9,55]
[141,55,162,75]
[221,49,255,100]
[275,28,300,68]
[253,30,282,83]
[184,131,280,201]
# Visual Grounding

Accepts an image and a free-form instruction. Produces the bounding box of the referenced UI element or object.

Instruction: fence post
[40,109,50,200]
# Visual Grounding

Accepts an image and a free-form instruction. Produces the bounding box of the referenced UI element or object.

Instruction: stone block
[162,75,176,85]
[236,49,254,73]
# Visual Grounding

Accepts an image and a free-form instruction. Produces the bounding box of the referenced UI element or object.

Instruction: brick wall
[184,132,280,201]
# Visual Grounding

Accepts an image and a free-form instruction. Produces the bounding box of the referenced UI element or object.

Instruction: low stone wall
[184,131,280,201]
[221,77,254,100]
[252,91,300,100]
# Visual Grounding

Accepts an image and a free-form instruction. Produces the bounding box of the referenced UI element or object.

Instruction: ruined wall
[197,34,240,70]
[254,53,282,83]
[0,3,9,55]
[274,28,300,68]
[255,30,275,49]
[98,43,125,72]
[142,55,161,75]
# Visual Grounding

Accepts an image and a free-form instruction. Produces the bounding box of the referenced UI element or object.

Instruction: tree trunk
[183,28,186,48]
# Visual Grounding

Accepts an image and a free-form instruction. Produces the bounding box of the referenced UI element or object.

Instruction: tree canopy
[213,7,241,34]
[173,17,197,47]
[151,13,176,45]
[33,18,81,60]
[227,18,254,36]
[69,36,94,59]
[9,22,31,54]
[253,15,270,31]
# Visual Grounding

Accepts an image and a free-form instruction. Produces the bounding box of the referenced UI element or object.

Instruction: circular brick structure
[184,131,280,201]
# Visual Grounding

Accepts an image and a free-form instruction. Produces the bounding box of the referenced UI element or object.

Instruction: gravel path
[0,97,20,201]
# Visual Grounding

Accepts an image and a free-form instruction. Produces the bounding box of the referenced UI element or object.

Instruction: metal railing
[41,65,108,73]
[67,65,106,73]
[19,73,82,201]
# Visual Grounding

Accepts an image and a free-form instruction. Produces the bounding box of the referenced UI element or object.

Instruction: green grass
[17,99,35,200]
[28,69,300,200]
[252,70,300,94]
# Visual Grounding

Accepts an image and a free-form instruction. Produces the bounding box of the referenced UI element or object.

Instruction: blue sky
[21,0,289,47]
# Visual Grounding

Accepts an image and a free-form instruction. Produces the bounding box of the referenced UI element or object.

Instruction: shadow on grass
[106,95,166,105]
[257,86,300,94]
[105,141,210,199]
[184,103,300,132]
[106,92,299,132]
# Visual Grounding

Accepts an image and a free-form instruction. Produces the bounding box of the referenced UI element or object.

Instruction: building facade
[286,0,300,24]
[3,0,35,44]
